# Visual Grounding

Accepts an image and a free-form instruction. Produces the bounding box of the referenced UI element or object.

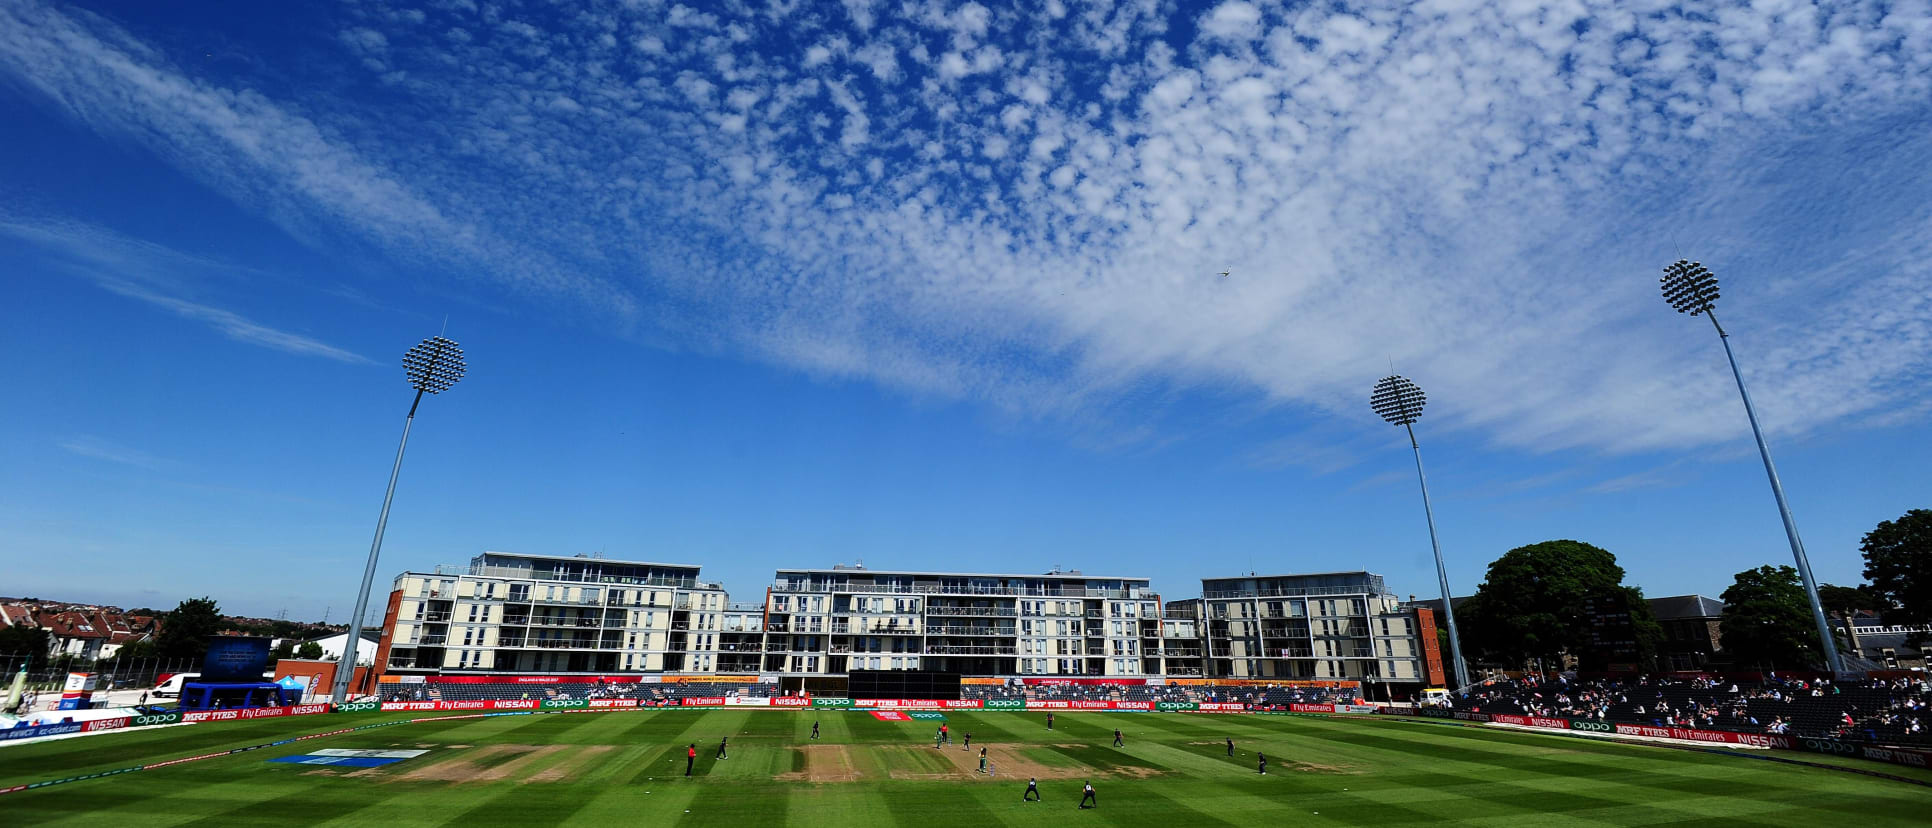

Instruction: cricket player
[1112,728,1123,747]
[963,732,972,750]
[1046,712,1055,731]
[685,743,696,776]
[941,723,950,745]
[716,736,729,759]
[1079,781,1096,809]
[1226,737,1234,757]
[811,720,821,740]
[1023,777,1041,802]
[978,747,988,774]
[1257,752,1267,775]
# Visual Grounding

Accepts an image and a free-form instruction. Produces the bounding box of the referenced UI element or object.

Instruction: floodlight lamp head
[1371,375,1426,426]
[402,335,466,394]
[1660,259,1720,316]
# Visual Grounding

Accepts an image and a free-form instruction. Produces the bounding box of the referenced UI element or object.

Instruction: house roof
[1647,594,1726,621]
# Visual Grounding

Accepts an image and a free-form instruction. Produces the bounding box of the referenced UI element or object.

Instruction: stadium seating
[959,683,1356,707]
[375,681,780,703]
[1448,675,1930,745]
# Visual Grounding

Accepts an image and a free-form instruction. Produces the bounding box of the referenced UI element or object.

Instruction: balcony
[501,615,531,626]
[414,613,452,623]
[417,636,448,645]
[527,639,602,650]
[528,617,602,628]
[926,606,1019,617]
[925,627,1015,637]
[776,583,1142,599]
[925,645,1017,655]
[531,595,604,606]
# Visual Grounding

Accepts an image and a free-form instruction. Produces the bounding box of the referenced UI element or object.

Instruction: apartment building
[761,566,1168,677]
[374,553,1436,690]
[1196,571,1438,688]
[378,551,730,675]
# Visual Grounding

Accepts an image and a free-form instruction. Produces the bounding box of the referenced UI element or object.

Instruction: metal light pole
[332,336,466,703]
[1372,374,1472,689]
[1659,259,1843,675]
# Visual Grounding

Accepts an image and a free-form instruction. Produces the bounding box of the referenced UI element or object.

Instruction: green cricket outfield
[2,709,1927,826]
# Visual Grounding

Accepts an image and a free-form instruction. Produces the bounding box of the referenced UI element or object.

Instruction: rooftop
[774,567,1149,582]
[474,550,702,570]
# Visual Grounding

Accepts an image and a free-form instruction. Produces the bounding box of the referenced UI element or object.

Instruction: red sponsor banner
[1490,714,1533,727]
[1611,724,1791,747]
[870,711,911,721]
[1021,700,1155,711]
[378,700,538,712]
[1850,744,1932,766]
[1020,678,1148,686]
[1166,679,1359,690]
[856,699,949,710]
[180,703,332,723]
[680,697,727,707]
[940,700,984,709]
[82,717,132,733]
[1529,717,1569,729]
[412,674,763,685]
[588,699,640,709]
[770,697,811,707]
[1290,703,1336,713]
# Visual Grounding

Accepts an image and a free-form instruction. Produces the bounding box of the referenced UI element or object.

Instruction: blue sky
[2,0,1929,625]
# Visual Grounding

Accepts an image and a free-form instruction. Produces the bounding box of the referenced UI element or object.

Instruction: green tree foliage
[1861,509,1932,643]
[296,641,324,660]
[272,640,296,660]
[155,597,223,662]
[1460,540,1646,669]
[1720,565,1818,670]
[1816,583,1892,613]
[0,625,51,668]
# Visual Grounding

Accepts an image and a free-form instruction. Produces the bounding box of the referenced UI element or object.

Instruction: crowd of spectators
[376,680,781,703]
[960,681,1357,708]
[1444,673,1930,745]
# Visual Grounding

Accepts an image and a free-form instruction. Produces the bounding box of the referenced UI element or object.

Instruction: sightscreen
[846,670,961,700]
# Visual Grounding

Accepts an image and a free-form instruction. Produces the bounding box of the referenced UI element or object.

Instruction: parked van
[1420,688,1452,707]
[152,673,199,699]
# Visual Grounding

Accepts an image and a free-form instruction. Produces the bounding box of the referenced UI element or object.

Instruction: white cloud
[57,435,171,470]
[1201,2,1263,40]
[3,0,1930,459]
[0,216,377,365]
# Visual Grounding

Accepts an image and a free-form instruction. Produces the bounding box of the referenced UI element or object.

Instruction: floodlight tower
[332,336,466,704]
[1372,374,1471,689]
[1659,259,1843,675]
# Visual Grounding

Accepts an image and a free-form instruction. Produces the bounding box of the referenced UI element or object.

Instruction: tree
[1816,583,1891,614]
[113,639,158,661]
[1720,566,1818,670]
[154,597,223,662]
[1861,509,1932,643]
[296,641,324,660]
[1459,540,1646,671]
[272,640,296,660]
[0,625,51,668]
